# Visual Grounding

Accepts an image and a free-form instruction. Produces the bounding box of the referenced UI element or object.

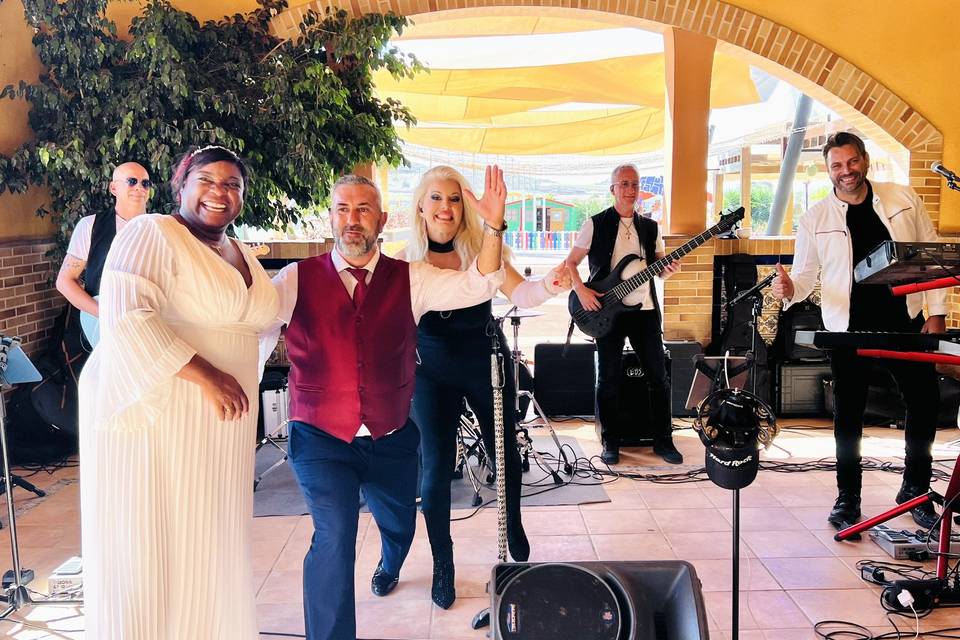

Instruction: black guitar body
[567,254,646,338]
[567,206,746,338]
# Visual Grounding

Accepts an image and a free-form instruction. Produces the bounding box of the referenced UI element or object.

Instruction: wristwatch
[483,220,508,237]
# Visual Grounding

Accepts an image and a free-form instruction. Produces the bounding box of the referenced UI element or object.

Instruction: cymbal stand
[0,336,82,620]
[505,310,572,477]
[455,409,489,508]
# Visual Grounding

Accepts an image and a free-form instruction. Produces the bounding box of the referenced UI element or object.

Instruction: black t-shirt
[845,182,911,331]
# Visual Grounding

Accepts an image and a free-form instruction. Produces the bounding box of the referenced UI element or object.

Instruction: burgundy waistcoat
[285,253,417,441]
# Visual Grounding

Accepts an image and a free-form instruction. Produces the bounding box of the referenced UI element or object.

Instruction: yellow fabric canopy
[396,108,664,155]
[375,52,759,114]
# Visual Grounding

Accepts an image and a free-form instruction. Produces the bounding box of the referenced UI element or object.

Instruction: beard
[336,225,377,257]
[831,170,866,194]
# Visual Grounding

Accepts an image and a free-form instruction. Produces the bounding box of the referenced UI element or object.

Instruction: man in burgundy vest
[266,171,508,640]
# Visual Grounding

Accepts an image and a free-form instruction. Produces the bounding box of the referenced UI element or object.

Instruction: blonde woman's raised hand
[463,165,507,229]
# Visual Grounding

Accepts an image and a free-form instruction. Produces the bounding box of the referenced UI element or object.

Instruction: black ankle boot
[507,521,530,562]
[431,553,456,609]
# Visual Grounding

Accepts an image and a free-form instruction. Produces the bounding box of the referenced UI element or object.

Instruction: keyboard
[854,241,960,285]
[795,330,960,355]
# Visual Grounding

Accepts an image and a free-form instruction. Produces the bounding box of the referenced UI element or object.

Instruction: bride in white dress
[79,146,278,639]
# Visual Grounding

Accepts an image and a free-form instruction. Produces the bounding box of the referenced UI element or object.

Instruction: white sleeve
[409,258,505,323]
[85,217,197,432]
[66,215,95,261]
[911,190,948,316]
[573,218,594,249]
[655,223,666,255]
[258,263,299,378]
[784,212,820,310]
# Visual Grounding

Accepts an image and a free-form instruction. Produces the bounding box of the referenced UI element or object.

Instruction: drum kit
[454,298,572,506]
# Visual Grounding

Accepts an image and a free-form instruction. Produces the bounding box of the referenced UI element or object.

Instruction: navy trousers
[288,420,420,640]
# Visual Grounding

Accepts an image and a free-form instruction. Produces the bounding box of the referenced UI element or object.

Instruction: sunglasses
[119,177,153,189]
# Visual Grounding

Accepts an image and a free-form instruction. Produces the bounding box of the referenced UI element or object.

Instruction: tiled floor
[1,420,958,639]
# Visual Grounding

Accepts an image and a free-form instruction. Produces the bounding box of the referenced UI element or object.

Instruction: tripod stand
[0,335,82,619]
[501,308,572,477]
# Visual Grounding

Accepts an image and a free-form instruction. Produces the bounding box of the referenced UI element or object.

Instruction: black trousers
[595,309,671,448]
[829,344,938,493]
[411,330,524,557]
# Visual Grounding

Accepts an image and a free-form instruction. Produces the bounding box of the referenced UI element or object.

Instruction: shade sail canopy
[377,48,760,155]
[376,52,759,114]
[396,107,664,155]
[394,15,621,40]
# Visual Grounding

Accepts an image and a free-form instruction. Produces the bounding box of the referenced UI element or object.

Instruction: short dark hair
[170,145,250,202]
[822,131,867,161]
[331,174,382,210]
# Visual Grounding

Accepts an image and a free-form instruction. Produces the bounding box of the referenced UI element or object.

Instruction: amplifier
[774,362,832,417]
[534,343,596,417]
[664,341,702,417]
[614,350,671,446]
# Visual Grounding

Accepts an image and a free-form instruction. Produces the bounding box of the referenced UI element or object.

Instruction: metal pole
[765,94,813,236]
[732,488,741,640]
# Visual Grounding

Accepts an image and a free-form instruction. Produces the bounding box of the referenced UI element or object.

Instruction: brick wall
[0,238,67,358]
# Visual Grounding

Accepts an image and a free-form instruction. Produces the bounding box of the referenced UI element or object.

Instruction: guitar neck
[609,225,722,300]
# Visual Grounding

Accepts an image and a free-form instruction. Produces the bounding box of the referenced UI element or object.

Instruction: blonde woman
[398,165,570,608]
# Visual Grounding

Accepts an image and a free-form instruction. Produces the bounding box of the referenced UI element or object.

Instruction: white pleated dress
[78,214,279,639]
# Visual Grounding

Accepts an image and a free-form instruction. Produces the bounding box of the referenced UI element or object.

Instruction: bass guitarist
[564,164,682,465]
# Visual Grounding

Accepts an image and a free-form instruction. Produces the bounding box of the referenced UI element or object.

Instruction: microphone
[931,161,960,183]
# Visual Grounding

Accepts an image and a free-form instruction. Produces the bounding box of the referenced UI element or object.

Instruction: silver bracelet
[483,221,507,237]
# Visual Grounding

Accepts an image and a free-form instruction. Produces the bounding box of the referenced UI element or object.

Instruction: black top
[84,210,118,296]
[845,183,911,331]
[418,300,493,338]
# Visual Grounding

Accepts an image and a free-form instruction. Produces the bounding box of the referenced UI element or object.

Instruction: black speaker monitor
[490,561,708,640]
[534,343,596,417]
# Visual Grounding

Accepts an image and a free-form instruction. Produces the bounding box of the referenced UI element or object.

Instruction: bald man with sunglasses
[57,162,153,317]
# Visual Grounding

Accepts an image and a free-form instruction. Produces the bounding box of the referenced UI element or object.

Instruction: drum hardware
[497,306,573,478]
[0,335,83,617]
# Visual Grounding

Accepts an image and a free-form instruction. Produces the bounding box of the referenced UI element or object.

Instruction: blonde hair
[405,166,485,269]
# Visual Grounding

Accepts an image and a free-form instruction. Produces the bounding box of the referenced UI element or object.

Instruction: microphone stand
[726,272,775,396]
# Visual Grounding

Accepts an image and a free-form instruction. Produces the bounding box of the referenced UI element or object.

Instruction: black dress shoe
[431,554,455,609]
[896,483,940,530]
[827,489,861,526]
[653,441,684,465]
[371,559,399,597]
[600,445,620,465]
[507,522,530,562]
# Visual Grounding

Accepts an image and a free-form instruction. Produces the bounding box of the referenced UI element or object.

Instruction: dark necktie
[348,267,368,308]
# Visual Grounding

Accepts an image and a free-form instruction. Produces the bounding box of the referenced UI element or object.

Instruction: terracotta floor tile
[788,588,895,628]
[590,533,677,561]
[355,598,433,639]
[717,506,806,532]
[517,507,588,536]
[257,568,304,604]
[762,557,866,590]
[526,534,597,562]
[652,507,731,532]
[740,529,833,558]
[582,508,659,534]
[687,558,780,592]
[701,485,782,508]
[642,487,715,509]
[665,531,756,560]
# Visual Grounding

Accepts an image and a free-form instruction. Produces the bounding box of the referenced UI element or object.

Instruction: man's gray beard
[336,234,375,257]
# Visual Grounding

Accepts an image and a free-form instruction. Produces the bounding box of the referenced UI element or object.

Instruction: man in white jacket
[773,131,946,530]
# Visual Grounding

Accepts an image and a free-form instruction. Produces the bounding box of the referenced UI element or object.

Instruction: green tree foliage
[0,0,422,258]
[723,181,775,231]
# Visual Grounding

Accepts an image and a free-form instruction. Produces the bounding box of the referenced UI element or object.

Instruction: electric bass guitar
[568,207,745,338]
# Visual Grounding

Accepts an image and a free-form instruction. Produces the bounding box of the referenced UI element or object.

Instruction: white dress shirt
[260,247,505,437]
